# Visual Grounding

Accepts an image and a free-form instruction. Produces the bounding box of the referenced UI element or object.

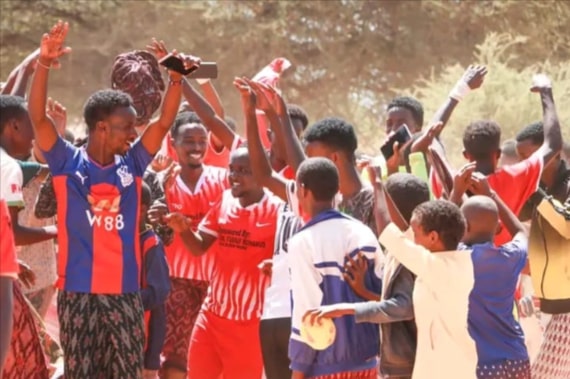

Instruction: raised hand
[46,97,67,135]
[530,73,552,93]
[161,161,181,192]
[146,38,169,61]
[468,172,493,197]
[150,153,173,174]
[251,81,287,116]
[453,162,477,197]
[367,164,383,186]
[247,80,274,113]
[233,77,256,108]
[462,65,488,90]
[39,20,71,66]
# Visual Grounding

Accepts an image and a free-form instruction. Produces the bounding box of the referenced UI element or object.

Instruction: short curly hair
[287,104,309,131]
[83,89,134,131]
[387,96,424,128]
[303,117,358,159]
[462,120,501,161]
[386,173,430,223]
[515,121,543,146]
[0,95,28,134]
[171,111,205,139]
[297,157,339,202]
[412,200,466,251]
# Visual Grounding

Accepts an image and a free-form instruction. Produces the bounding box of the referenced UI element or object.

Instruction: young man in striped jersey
[166,146,282,379]
[156,111,229,378]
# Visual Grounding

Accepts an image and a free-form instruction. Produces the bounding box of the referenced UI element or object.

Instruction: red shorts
[187,310,263,379]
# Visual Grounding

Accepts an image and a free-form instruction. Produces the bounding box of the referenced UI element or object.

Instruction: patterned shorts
[532,313,570,379]
[1,284,50,379]
[477,359,530,379]
[310,367,378,379]
[58,291,145,379]
[161,278,209,372]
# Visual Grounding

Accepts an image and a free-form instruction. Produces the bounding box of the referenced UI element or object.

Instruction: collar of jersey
[299,209,348,232]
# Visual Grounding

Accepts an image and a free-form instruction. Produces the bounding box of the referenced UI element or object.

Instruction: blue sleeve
[127,139,154,177]
[289,337,317,374]
[140,244,171,310]
[144,304,166,370]
[40,136,79,175]
[502,234,528,271]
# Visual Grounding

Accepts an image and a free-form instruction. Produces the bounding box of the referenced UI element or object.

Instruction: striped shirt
[164,166,228,280]
[198,190,283,321]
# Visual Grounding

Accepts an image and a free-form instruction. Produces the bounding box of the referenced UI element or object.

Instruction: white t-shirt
[261,203,302,319]
[0,147,24,208]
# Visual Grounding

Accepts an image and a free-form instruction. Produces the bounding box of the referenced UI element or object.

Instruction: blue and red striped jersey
[42,137,153,294]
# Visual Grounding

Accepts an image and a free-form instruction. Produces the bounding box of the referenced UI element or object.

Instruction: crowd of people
[1,20,569,379]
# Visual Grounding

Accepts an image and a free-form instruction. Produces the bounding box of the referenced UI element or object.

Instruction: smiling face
[101,106,138,156]
[171,123,208,168]
[228,148,257,198]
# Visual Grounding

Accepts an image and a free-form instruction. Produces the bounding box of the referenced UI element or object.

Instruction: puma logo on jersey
[75,171,88,185]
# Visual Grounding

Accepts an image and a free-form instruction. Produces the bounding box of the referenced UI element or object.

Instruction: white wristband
[195,78,210,85]
[449,80,471,102]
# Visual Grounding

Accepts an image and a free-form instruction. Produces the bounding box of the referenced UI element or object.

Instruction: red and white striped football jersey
[164,166,228,280]
[198,190,283,321]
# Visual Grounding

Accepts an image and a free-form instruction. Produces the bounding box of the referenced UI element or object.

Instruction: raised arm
[264,85,306,173]
[197,79,227,151]
[139,51,186,155]
[147,39,237,151]
[236,78,288,200]
[10,49,39,98]
[28,21,72,152]
[412,65,487,154]
[532,74,563,166]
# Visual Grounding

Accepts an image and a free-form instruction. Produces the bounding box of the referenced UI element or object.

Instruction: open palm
[40,20,71,62]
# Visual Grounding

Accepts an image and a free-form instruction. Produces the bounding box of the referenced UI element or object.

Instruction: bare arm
[9,207,57,246]
[179,229,216,257]
[182,78,237,150]
[236,79,288,200]
[29,22,72,152]
[269,92,305,173]
[166,213,216,256]
[532,75,563,166]
[412,65,487,154]
[140,61,184,155]
[368,167,392,237]
[198,80,226,150]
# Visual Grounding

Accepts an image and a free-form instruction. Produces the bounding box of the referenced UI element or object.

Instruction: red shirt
[198,190,283,321]
[430,154,542,245]
[0,199,18,279]
[165,166,229,280]
[487,153,542,245]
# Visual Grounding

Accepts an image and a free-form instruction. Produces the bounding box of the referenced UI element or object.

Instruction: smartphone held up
[380,124,413,160]
[159,53,218,79]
